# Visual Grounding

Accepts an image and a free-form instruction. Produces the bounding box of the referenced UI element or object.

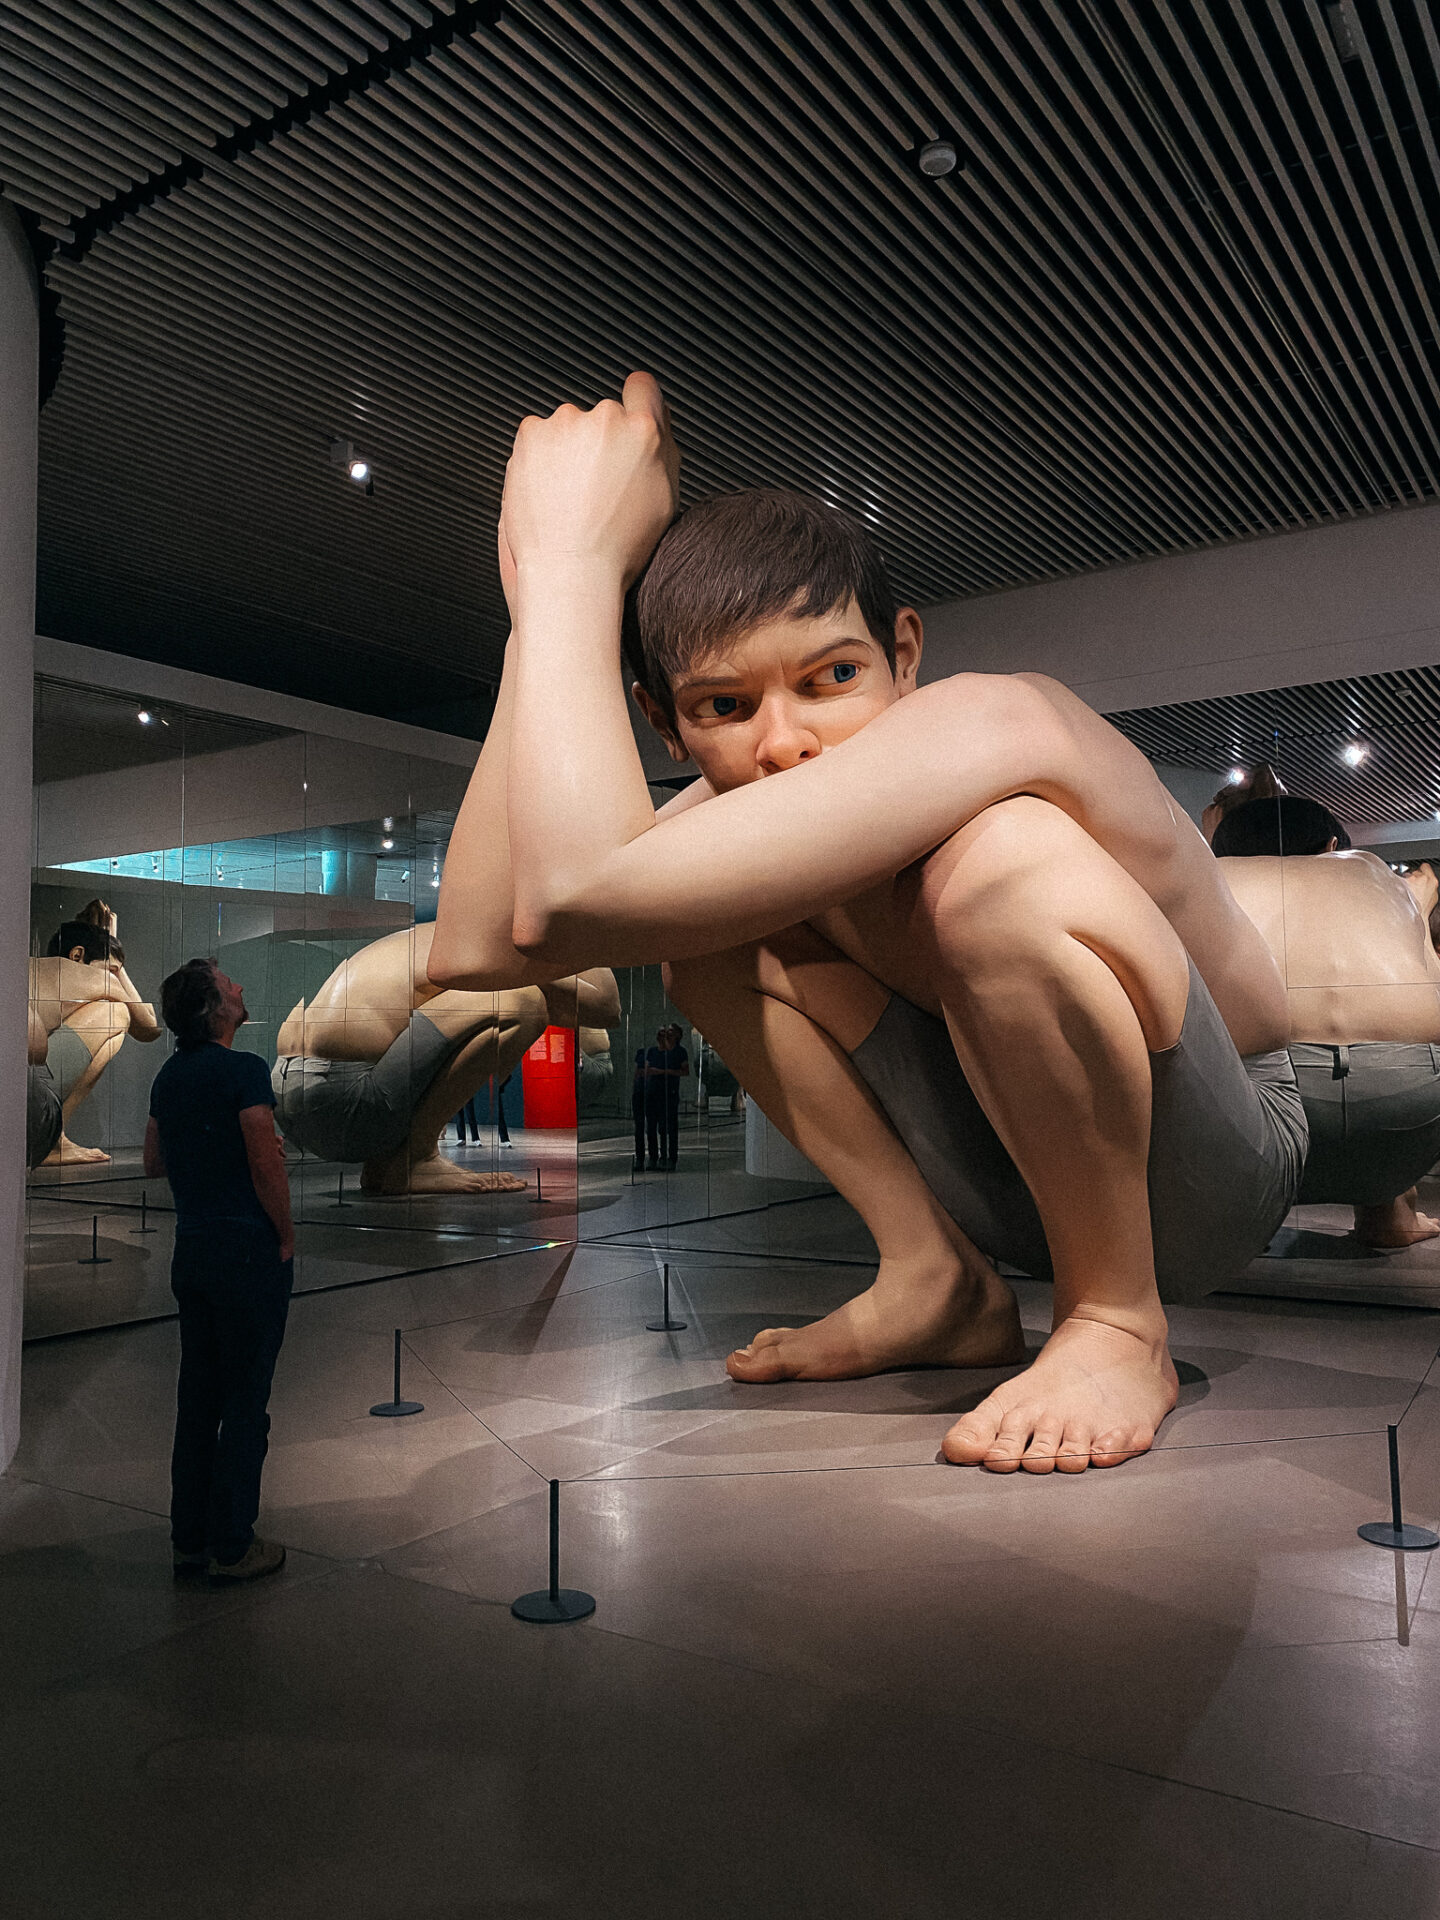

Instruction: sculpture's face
[661,597,921,795]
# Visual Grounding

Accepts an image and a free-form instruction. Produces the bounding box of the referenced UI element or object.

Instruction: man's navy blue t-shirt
[149,1042,275,1230]
[645,1045,688,1106]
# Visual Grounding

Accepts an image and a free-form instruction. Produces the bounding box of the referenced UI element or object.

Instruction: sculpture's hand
[500,371,679,596]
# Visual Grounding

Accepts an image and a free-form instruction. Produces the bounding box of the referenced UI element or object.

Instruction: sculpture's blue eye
[712,695,740,717]
[832,662,859,683]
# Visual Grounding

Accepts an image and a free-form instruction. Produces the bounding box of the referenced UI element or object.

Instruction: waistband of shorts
[1289,1040,1440,1075]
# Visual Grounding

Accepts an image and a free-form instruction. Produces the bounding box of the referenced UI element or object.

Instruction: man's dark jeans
[170,1222,293,1564]
[646,1092,680,1166]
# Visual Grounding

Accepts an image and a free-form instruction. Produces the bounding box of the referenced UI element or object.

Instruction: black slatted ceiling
[2,1,1439,724]
[1111,663,1440,825]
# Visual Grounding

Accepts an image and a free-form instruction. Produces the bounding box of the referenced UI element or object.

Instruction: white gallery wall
[918,495,1440,716]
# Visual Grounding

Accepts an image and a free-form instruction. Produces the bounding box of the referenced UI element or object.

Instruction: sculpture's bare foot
[361,1153,529,1196]
[42,1134,111,1166]
[726,1247,1025,1382]
[942,1312,1177,1474]
[1354,1191,1440,1249]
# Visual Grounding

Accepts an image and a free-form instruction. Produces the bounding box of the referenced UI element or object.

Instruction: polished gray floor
[7,1209,1440,1917]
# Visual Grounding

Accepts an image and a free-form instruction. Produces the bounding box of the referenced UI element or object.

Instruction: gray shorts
[272,1011,461,1164]
[849,960,1307,1306]
[1291,1041,1440,1207]
[26,1064,62,1168]
[46,1019,94,1103]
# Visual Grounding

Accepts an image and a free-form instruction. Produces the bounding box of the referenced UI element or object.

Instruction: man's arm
[240,1106,294,1261]
[143,1115,166,1179]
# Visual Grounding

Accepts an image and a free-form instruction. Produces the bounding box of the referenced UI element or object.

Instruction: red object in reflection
[521,1025,576,1129]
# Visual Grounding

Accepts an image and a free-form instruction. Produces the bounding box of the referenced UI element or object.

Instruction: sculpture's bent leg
[916,797,1188,1474]
[360,992,548,1195]
[41,1001,129,1166]
[665,928,1024,1381]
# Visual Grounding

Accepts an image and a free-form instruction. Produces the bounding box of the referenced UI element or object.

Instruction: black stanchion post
[512,1479,595,1623]
[78,1214,111,1266]
[129,1191,157,1236]
[646,1260,687,1333]
[1359,1424,1439,1550]
[370,1327,423,1418]
[536,1168,543,1203]
[335,1170,346,1207]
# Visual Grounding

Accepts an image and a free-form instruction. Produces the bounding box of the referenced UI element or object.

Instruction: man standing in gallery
[145,958,294,1584]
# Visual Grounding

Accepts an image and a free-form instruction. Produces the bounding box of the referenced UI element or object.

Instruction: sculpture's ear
[67,945,87,964]
[632,684,690,764]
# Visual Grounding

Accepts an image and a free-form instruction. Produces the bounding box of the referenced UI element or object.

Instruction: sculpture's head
[624,490,921,794]
[1211,793,1351,857]
[48,919,124,968]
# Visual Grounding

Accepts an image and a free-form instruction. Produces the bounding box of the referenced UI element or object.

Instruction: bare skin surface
[30,955,161,1166]
[942,1316,1179,1473]
[1355,1187,1440,1248]
[1219,850,1440,1045]
[434,373,1290,1471]
[280,924,616,1196]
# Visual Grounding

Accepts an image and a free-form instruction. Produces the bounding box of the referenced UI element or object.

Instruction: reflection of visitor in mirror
[28,899,161,1167]
[1217,795,1440,1250]
[644,1024,689,1170]
[432,372,1309,1476]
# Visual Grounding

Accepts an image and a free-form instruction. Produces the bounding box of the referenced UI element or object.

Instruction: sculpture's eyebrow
[674,639,871,695]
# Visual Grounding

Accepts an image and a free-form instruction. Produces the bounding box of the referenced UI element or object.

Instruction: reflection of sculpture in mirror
[28,900,161,1166]
[1217,794,1440,1249]
[272,923,617,1195]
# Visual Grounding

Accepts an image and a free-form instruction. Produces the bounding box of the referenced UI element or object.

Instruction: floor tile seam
[0,1467,172,1526]
[577,1419,1440,1485]
[379,1262,666,1338]
[396,1343,553,1491]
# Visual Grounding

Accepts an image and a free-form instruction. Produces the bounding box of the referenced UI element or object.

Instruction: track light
[1341,742,1368,768]
[347,458,369,483]
[917,139,960,178]
[137,709,152,725]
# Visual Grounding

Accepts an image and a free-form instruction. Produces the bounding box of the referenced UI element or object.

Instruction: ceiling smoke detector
[917,139,960,179]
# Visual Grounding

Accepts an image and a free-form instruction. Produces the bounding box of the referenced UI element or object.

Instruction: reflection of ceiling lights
[380,837,394,851]
[1227,767,1245,785]
[1341,741,1368,768]
[383,817,394,832]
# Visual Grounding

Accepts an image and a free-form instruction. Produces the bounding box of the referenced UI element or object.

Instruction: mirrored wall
[25,675,583,1337]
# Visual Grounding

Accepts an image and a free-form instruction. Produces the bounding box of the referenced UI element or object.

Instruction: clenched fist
[499,371,680,598]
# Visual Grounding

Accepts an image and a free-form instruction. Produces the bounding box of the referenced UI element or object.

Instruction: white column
[0,198,38,1470]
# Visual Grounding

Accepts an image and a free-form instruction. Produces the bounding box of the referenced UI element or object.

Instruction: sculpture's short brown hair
[626,490,899,719]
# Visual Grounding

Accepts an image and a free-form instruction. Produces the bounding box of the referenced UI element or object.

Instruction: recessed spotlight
[917,138,960,178]
[1341,741,1368,767]
[137,709,152,725]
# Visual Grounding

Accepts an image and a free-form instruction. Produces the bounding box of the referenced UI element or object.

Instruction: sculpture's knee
[927,798,1075,977]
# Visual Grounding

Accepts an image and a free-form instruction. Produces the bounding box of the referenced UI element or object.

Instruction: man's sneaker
[172,1548,210,1579]
[209,1538,286,1584]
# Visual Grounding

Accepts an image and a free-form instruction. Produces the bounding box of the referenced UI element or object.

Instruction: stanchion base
[511,1587,596,1624]
[1358,1520,1440,1550]
[77,1256,112,1266]
[370,1400,424,1418]
[128,1227,158,1236]
[646,1318,687,1331]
